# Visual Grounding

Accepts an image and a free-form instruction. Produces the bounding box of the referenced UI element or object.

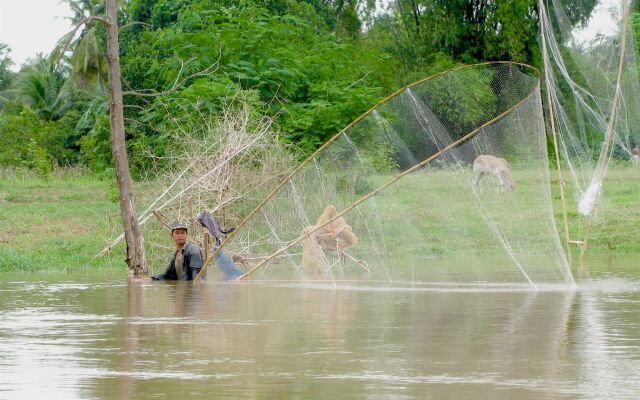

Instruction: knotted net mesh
[539,0,640,243]
[210,62,573,288]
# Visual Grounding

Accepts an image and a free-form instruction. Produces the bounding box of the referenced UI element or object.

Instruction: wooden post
[203,231,210,261]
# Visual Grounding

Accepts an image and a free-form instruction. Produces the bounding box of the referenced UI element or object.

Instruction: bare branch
[122,51,222,98]
[120,21,154,30]
[87,16,109,26]
[123,104,146,110]
[346,70,373,89]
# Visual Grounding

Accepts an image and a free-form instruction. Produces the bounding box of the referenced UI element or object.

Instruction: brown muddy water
[1,255,639,399]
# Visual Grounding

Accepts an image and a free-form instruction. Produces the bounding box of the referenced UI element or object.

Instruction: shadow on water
[0,255,639,399]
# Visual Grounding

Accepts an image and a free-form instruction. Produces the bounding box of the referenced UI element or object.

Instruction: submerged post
[203,231,210,261]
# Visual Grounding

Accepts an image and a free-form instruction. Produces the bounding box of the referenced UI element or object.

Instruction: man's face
[172,228,188,246]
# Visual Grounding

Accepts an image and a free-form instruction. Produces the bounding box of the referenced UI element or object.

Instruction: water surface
[1,256,639,399]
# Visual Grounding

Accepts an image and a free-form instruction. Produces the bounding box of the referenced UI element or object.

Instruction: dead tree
[104,0,146,274]
[56,0,220,274]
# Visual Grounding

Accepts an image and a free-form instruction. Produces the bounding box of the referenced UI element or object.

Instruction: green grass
[551,162,640,254]
[0,164,639,273]
[0,169,124,272]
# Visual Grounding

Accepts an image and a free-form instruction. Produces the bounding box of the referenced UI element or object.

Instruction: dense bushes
[1,0,604,175]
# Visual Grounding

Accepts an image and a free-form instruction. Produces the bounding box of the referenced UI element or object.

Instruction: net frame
[195,61,572,287]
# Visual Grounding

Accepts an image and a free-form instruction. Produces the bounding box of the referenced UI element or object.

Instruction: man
[632,145,640,165]
[152,222,204,281]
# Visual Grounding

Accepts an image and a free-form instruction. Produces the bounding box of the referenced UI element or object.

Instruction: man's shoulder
[185,241,203,255]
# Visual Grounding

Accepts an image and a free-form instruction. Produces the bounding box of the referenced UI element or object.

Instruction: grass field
[0,164,638,273]
[0,169,123,272]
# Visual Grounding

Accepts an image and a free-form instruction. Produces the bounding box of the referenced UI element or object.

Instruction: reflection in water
[119,279,143,400]
[0,268,639,399]
[576,287,640,400]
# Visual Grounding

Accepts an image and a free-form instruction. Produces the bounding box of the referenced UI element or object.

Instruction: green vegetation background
[1,0,611,173]
[1,1,639,272]
[1,164,638,273]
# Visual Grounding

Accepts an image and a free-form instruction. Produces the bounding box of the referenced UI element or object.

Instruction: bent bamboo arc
[196,62,566,286]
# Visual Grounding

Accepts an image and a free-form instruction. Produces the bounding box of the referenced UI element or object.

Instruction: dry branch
[122,52,221,98]
[98,100,297,271]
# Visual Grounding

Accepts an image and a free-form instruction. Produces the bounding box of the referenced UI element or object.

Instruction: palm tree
[13,55,71,121]
[54,0,108,92]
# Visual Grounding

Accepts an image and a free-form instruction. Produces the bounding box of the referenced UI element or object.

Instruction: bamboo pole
[538,0,573,267]
[580,1,629,259]
[203,231,210,261]
[194,62,540,283]
[152,210,171,229]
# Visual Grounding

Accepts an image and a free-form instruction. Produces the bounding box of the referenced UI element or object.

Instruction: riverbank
[0,165,638,272]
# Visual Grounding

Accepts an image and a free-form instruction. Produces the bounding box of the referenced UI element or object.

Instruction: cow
[471,155,515,193]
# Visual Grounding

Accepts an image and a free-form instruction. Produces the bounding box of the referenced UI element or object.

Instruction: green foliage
[106,182,120,203]
[389,0,596,66]
[118,1,400,158]
[0,0,612,175]
[484,0,540,63]
[633,13,640,63]
[12,56,71,121]
[0,108,73,174]
[70,25,108,91]
[77,112,112,171]
[0,42,13,95]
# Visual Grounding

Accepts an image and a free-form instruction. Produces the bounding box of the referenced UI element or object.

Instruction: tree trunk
[105,0,146,275]
[410,0,421,39]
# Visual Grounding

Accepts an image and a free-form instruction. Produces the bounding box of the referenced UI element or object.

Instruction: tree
[0,43,14,103]
[57,0,147,274]
[56,0,108,92]
[383,0,599,65]
[104,0,147,275]
[12,55,70,121]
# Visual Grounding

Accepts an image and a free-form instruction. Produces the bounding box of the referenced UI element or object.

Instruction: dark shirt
[153,241,204,281]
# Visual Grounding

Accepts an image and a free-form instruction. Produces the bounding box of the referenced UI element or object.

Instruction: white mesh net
[204,62,573,288]
[539,0,640,247]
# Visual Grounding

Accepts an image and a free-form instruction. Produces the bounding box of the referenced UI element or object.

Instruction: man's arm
[152,256,175,280]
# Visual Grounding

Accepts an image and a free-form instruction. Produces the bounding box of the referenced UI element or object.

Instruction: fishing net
[538,0,640,251]
[204,62,573,288]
